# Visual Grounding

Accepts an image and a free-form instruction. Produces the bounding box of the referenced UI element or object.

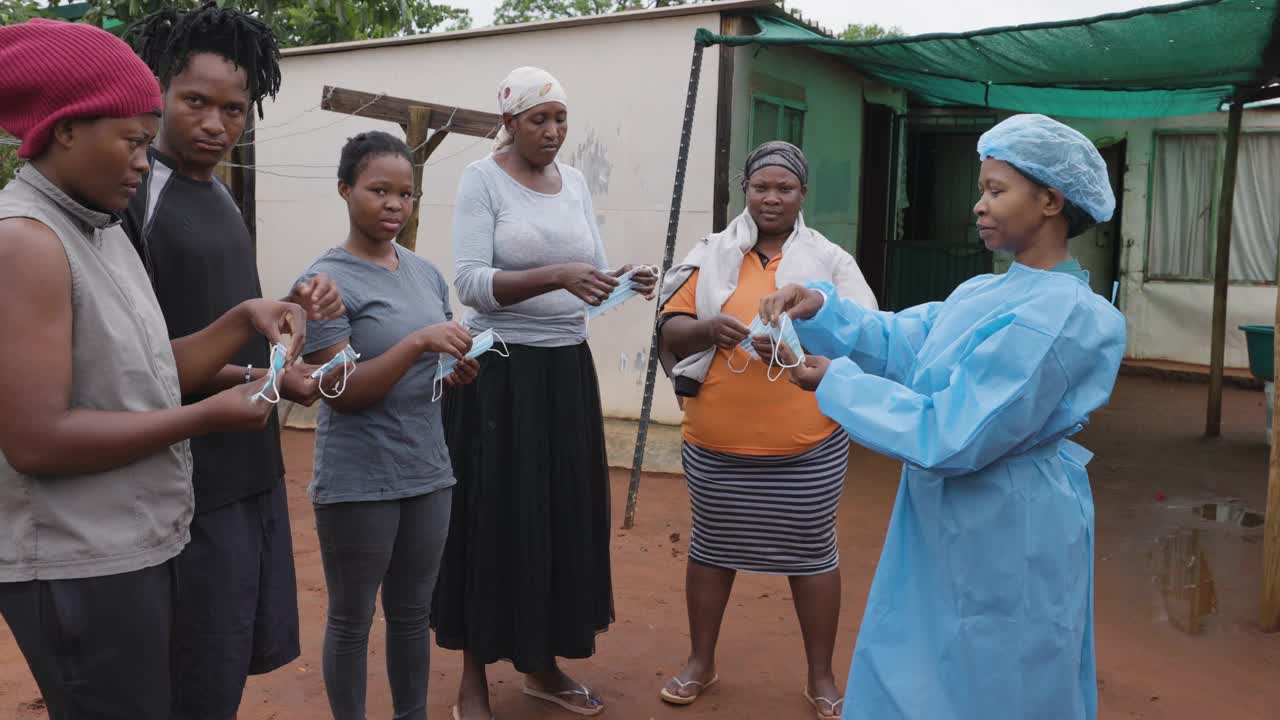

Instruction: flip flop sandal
[659,674,720,706]
[451,706,494,720]
[803,686,844,720]
[522,683,604,716]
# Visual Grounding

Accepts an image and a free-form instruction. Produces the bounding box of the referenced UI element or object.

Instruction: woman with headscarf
[761,114,1127,720]
[655,141,877,718]
[432,66,656,719]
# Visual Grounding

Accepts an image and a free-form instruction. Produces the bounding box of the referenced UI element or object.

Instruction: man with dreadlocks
[122,4,343,719]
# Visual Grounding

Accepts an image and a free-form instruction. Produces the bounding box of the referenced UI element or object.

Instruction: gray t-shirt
[301,245,456,504]
[452,156,609,347]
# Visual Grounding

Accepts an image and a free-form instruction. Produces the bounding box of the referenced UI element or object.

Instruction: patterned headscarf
[493,66,568,154]
[742,141,808,190]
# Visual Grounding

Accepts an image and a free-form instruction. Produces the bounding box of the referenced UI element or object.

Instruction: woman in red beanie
[0,19,310,720]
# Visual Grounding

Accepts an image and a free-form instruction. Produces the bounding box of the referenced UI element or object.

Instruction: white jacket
[658,209,878,397]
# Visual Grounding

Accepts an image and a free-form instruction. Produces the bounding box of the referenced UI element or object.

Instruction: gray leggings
[315,488,453,720]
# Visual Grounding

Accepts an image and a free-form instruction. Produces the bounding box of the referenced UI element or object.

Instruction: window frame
[748,93,808,150]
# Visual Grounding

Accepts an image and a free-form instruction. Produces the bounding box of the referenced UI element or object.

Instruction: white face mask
[310,345,361,399]
[251,343,290,404]
[725,312,805,382]
[432,328,510,402]
[587,265,659,319]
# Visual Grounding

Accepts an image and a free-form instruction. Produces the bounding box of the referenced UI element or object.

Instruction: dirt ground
[2,374,1279,719]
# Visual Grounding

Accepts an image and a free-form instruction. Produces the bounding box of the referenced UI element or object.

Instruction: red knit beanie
[0,19,162,159]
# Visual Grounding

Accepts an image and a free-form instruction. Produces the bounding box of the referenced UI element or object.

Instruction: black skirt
[431,342,614,673]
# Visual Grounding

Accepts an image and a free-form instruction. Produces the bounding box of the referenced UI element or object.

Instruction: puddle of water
[1151,528,1218,635]
[1194,502,1265,528]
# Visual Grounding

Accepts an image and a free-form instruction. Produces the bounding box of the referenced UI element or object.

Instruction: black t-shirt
[122,147,285,513]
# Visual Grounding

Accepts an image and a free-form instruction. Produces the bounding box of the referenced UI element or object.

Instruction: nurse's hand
[788,355,830,392]
[760,284,825,324]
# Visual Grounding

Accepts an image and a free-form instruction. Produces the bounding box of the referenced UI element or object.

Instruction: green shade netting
[696,0,1280,118]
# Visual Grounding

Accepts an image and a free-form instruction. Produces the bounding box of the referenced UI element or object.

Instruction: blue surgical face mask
[310,345,361,399]
[727,315,772,373]
[724,313,804,382]
[433,328,510,401]
[587,265,658,319]
[252,343,290,404]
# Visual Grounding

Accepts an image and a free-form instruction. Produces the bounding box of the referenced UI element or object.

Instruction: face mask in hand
[310,345,361,399]
[724,313,805,382]
[252,343,289,403]
[727,315,772,373]
[765,312,806,382]
[587,265,660,319]
[432,328,510,402]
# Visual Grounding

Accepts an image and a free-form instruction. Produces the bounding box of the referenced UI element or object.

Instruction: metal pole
[1264,283,1280,632]
[623,40,705,529]
[1206,102,1244,438]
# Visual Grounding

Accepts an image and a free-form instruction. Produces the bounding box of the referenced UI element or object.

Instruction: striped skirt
[682,431,849,575]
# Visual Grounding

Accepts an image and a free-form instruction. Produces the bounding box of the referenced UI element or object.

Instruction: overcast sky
[449,0,1163,33]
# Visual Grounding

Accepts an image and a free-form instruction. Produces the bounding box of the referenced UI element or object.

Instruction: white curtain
[1230,134,1280,283]
[1149,135,1216,279]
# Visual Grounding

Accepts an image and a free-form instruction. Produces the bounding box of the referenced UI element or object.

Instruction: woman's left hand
[789,355,830,392]
[445,357,481,387]
[615,265,658,300]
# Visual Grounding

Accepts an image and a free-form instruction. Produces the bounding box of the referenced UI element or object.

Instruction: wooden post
[1263,282,1280,632]
[398,106,431,252]
[711,15,740,233]
[1206,101,1244,438]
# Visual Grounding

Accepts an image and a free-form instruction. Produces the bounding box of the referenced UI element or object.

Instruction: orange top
[662,252,840,456]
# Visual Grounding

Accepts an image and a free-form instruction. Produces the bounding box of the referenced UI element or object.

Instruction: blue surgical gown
[796,262,1126,720]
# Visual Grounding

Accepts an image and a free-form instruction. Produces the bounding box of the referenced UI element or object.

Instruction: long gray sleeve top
[452,156,609,347]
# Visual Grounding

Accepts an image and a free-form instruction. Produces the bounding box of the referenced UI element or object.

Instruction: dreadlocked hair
[126,0,282,118]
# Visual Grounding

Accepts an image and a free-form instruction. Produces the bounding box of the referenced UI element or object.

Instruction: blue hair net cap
[977,114,1116,224]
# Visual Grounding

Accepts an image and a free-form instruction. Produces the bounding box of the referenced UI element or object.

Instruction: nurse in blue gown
[760,114,1126,720]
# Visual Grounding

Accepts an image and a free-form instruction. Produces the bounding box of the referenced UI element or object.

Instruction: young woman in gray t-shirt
[301,132,480,720]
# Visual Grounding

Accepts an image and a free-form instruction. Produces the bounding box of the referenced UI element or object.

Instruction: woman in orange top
[655,142,877,719]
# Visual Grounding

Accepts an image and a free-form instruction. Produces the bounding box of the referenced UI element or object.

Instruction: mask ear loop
[488,330,510,358]
[767,314,803,383]
[252,344,284,403]
[319,350,357,400]
[726,344,752,374]
[432,360,447,403]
